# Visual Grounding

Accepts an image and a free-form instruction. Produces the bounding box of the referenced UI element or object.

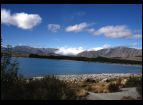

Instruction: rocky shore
[33,73,141,82]
[32,73,142,100]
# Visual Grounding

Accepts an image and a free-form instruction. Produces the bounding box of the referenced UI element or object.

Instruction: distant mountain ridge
[2,45,58,56]
[1,45,142,61]
[77,46,142,61]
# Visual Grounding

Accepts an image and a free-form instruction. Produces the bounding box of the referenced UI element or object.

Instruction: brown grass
[90,82,110,93]
[76,89,89,97]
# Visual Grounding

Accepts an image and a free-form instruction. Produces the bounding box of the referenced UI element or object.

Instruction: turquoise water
[16,57,142,77]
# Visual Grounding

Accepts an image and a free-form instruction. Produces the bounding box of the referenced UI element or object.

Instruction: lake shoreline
[14,56,142,67]
[32,73,142,82]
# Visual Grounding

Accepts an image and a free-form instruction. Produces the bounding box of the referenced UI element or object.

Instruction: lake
[15,57,142,77]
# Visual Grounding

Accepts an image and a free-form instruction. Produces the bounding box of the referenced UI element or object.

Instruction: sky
[1,4,142,55]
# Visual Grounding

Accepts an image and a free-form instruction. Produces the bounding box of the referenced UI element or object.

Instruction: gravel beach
[32,73,141,83]
[55,73,141,82]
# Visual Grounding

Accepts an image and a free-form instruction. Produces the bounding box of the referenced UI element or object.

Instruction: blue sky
[1,4,142,51]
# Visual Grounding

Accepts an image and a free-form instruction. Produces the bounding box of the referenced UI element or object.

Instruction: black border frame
[0,0,143,104]
[0,0,142,4]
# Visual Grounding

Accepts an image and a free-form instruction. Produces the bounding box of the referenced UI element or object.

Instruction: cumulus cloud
[1,9,12,25]
[102,44,111,48]
[94,25,132,38]
[65,22,142,40]
[65,23,141,39]
[87,47,103,51]
[87,44,111,51]
[86,25,142,39]
[55,44,111,55]
[55,47,85,55]
[48,24,61,32]
[65,22,88,32]
[86,28,97,35]
[1,8,42,29]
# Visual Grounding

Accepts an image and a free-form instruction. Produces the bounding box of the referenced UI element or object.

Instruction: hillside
[77,47,142,61]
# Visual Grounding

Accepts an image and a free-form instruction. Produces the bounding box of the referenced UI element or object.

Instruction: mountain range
[2,45,58,56]
[77,46,142,61]
[1,45,142,61]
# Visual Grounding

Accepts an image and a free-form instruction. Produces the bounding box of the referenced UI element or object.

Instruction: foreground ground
[86,87,139,100]
[33,73,142,100]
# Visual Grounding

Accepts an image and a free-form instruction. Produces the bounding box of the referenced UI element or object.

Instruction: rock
[101,78,108,82]
[121,78,128,86]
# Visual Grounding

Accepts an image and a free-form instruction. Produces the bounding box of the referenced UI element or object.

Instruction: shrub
[76,89,89,97]
[1,45,19,99]
[108,83,120,92]
[85,78,96,83]
[90,82,109,93]
[125,76,142,87]
[2,76,77,100]
[1,45,77,100]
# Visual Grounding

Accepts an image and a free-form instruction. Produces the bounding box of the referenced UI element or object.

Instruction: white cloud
[55,44,112,56]
[87,25,142,40]
[55,47,85,55]
[65,23,141,40]
[95,25,132,38]
[1,9,12,25]
[132,34,142,39]
[87,47,103,51]
[87,44,111,51]
[48,24,61,32]
[65,22,88,32]
[102,44,111,48]
[1,8,42,29]
[86,28,97,35]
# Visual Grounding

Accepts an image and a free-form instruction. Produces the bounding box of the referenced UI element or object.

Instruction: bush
[108,83,120,92]
[85,78,96,83]
[125,76,142,87]
[90,82,109,93]
[1,45,20,99]
[2,76,77,100]
[76,89,89,97]
[1,45,77,100]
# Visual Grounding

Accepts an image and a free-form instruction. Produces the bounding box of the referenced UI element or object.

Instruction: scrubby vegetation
[1,44,142,100]
[1,76,77,100]
[1,46,77,100]
[125,75,142,87]
[124,75,142,98]
[76,89,89,98]
[108,83,120,92]
[69,78,121,94]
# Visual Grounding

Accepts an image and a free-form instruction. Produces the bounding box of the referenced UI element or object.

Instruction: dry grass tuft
[76,89,89,97]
